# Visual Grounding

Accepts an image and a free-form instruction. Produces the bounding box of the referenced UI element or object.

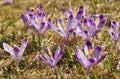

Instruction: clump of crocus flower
[3,37,28,70]
[75,41,107,78]
[21,6,51,35]
[109,20,120,52]
[49,14,78,42]
[74,14,106,41]
[62,6,85,20]
[38,46,64,79]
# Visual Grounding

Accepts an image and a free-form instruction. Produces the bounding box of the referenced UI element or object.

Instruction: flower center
[115,27,119,34]
[95,18,99,25]
[74,6,77,17]
[31,8,39,14]
[63,23,67,33]
[88,49,93,56]
[49,51,53,57]
[83,26,87,30]
[38,18,43,23]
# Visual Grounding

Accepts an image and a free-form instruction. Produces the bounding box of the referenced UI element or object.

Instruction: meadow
[0,0,120,79]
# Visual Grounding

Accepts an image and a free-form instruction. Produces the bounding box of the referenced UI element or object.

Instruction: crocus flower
[74,14,106,41]
[3,0,13,5]
[21,6,51,35]
[49,14,78,41]
[62,6,85,20]
[3,37,28,68]
[75,41,107,76]
[117,62,120,70]
[109,20,120,46]
[38,46,64,71]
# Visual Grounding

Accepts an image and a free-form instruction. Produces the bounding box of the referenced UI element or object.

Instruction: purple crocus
[62,6,85,20]
[108,20,120,48]
[21,6,51,35]
[38,46,64,71]
[3,37,28,68]
[74,14,106,41]
[75,41,107,77]
[49,14,78,41]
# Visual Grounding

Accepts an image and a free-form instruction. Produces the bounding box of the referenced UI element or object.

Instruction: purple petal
[41,50,50,60]
[91,46,102,59]
[66,28,74,41]
[62,8,69,17]
[19,37,28,57]
[49,23,65,37]
[76,8,84,20]
[66,15,74,32]
[58,18,64,32]
[76,46,88,68]
[117,62,120,70]
[21,14,29,25]
[49,58,56,67]
[111,20,116,28]
[118,33,120,40]
[84,41,92,56]
[3,43,15,58]
[13,47,20,59]
[54,47,64,64]
[97,15,106,29]
[109,28,118,41]
[91,29,100,37]
[38,56,49,64]
[96,52,107,65]
[88,57,96,67]
[83,30,89,40]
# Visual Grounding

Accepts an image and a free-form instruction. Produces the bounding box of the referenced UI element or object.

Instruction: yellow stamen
[64,30,67,33]
[83,26,87,30]
[63,23,67,27]
[95,18,99,25]
[38,18,43,23]
[115,27,119,34]
[31,8,39,14]
[88,49,93,56]
[49,51,53,57]
[74,6,77,17]
[63,23,67,33]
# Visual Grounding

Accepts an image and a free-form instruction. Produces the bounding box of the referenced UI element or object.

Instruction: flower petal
[19,37,28,57]
[66,15,74,32]
[54,46,64,64]
[117,62,120,70]
[50,22,65,37]
[76,46,88,68]
[96,52,107,65]
[109,27,117,41]
[38,56,49,64]
[3,43,15,58]
[13,47,20,60]
[21,14,29,25]
[84,41,92,56]
[76,6,85,20]
[91,46,102,59]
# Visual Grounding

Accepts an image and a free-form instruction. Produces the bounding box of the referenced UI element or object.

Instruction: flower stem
[54,67,59,79]
[15,60,20,79]
[115,42,118,53]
